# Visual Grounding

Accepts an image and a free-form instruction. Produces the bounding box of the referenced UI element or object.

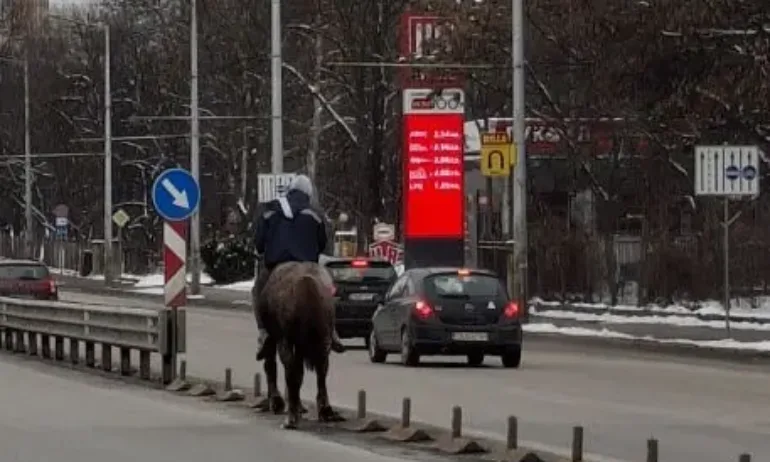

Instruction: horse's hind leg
[260,338,285,414]
[316,355,344,422]
[279,342,304,429]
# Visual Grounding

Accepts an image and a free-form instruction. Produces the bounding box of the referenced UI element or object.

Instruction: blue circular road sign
[725,165,740,180]
[742,165,757,181]
[151,168,201,221]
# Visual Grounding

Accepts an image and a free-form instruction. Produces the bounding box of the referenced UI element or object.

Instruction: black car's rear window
[325,261,396,283]
[0,264,49,280]
[424,272,503,298]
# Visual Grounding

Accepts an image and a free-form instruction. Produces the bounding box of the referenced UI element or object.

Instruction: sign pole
[723,197,730,335]
[694,145,759,337]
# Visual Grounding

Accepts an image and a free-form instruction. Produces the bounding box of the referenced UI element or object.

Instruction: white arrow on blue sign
[151,168,201,221]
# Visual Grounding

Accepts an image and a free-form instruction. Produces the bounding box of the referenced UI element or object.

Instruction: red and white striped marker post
[164,221,187,307]
[163,220,187,380]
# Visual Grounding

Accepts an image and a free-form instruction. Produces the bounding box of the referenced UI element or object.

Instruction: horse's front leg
[316,354,344,422]
[279,342,304,429]
[258,338,285,414]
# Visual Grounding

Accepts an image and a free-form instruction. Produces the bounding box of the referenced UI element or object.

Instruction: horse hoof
[281,415,299,430]
[318,405,345,423]
[254,397,272,413]
[281,420,298,430]
[271,395,286,414]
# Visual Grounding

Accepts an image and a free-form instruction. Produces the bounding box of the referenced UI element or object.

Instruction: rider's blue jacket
[254,189,327,270]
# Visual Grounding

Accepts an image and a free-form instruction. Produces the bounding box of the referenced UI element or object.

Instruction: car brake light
[414,300,433,320]
[503,301,519,318]
[351,259,368,268]
[48,278,57,294]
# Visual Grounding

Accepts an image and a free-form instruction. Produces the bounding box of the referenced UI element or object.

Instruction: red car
[0,260,58,300]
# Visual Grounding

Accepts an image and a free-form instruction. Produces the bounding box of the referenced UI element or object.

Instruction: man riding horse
[253,174,345,360]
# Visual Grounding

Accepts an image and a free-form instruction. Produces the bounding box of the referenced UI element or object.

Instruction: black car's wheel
[467,352,484,367]
[501,346,522,368]
[400,328,419,367]
[368,330,387,364]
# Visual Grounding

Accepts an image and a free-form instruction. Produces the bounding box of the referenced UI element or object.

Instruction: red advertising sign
[402,89,464,238]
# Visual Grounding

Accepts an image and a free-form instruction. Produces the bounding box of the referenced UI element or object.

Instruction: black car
[321,256,398,346]
[368,267,522,368]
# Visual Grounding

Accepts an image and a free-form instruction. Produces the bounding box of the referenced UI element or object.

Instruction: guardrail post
[120,347,131,376]
[28,332,37,356]
[15,330,25,353]
[69,339,79,364]
[85,341,95,367]
[54,336,64,360]
[139,350,151,379]
[162,353,173,385]
[5,328,14,350]
[41,334,51,358]
[101,343,112,372]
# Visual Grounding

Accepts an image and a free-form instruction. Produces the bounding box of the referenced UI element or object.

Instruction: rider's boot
[330,329,345,353]
[256,328,270,360]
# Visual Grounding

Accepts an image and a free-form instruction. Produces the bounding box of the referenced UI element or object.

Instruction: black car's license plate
[348,292,375,301]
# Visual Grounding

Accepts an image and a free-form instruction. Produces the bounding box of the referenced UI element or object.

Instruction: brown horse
[258,261,344,429]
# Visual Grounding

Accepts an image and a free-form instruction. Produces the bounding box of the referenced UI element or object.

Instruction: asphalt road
[56,289,770,462]
[0,352,447,462]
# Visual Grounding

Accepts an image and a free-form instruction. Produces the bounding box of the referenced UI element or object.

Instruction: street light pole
[189,0,201,294]
[511,0,528,309]
[103,22,113,286]
[23,48,32,259]
[270,0,283,173]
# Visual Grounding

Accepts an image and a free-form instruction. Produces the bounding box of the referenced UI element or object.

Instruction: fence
[0,233,158,276]
[0,296,184,384]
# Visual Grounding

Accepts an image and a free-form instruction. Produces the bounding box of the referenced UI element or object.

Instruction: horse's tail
[295,273,332,371]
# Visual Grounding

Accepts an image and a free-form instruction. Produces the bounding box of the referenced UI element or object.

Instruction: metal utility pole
[511,0,528,308]
[189,0,202,294]
[270,0,283,173]
[23,48,32,259]
[103,23,113,285]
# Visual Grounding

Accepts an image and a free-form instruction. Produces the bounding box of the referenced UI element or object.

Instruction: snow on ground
[530,296,770,320]
[217,280,253,291]
[524,322,770,351]
[134,272,213,288]
[530,307,770,330]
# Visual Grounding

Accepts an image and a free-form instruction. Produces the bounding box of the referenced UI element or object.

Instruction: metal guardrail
[0,296,185,384]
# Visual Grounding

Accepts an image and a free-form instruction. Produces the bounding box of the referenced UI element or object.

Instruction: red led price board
[403,112,465,238]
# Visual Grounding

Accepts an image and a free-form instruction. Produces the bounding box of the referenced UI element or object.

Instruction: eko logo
[407,89,464,113]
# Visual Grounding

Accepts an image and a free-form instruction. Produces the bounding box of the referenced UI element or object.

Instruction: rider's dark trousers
[252,265,272,329]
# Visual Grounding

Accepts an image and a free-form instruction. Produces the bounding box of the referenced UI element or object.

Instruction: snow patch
[530,308,770,331]
[217,280,254,291]
[524,322,770,351]
[134,272,213,288]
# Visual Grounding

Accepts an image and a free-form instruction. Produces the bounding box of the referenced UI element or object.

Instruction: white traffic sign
[112,209,130,228]
[695,145,760,196]
[258,173,296,203]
